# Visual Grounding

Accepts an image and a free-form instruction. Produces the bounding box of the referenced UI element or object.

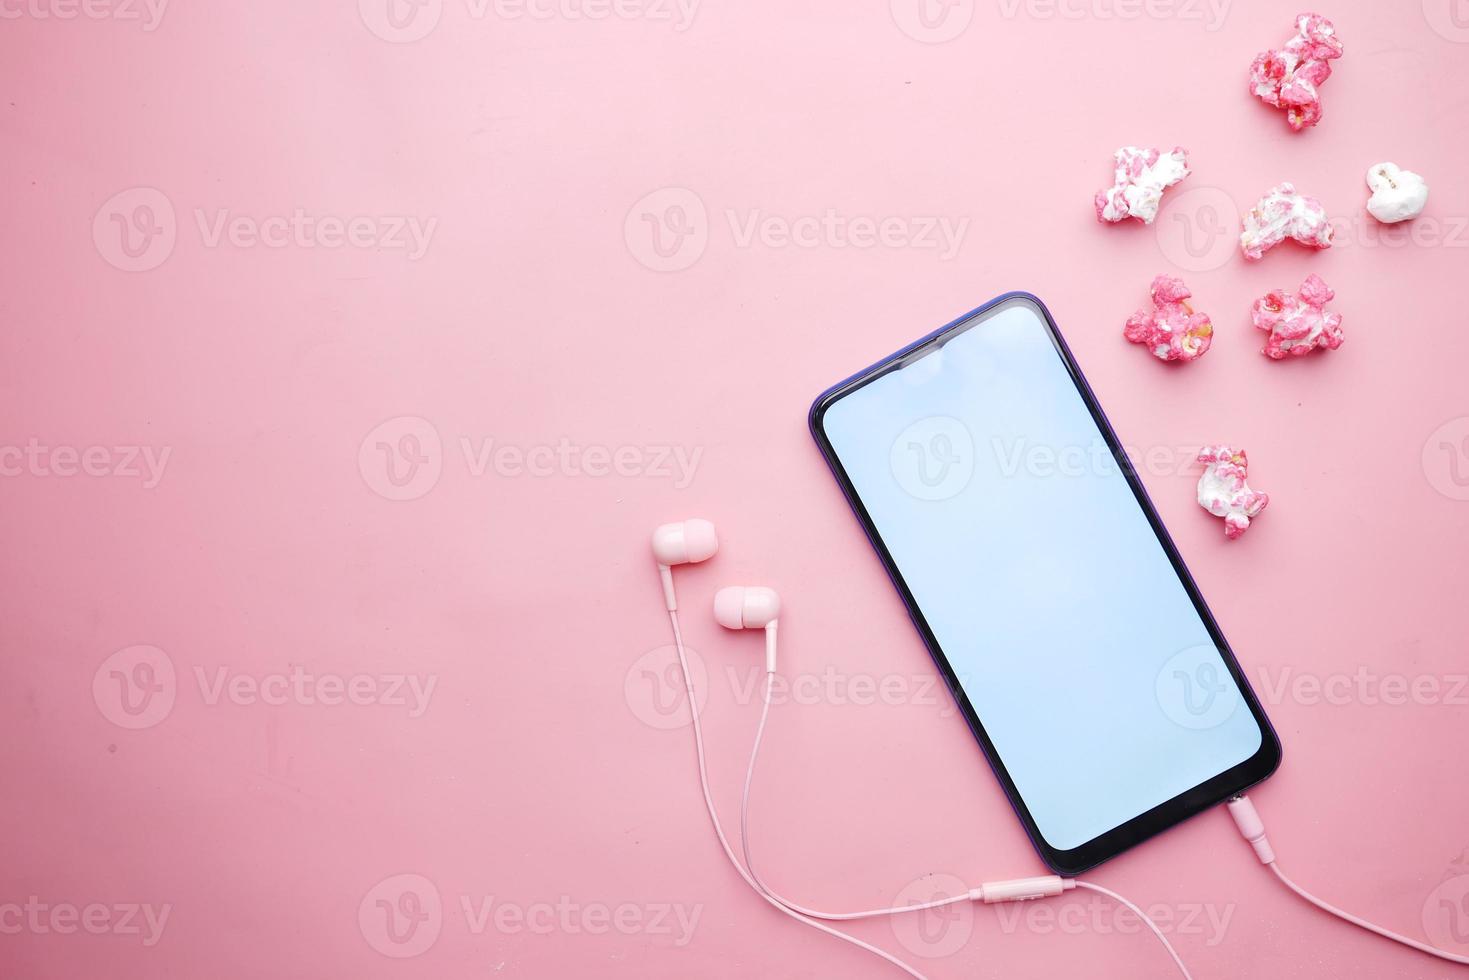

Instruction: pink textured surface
[4,4,1469,978]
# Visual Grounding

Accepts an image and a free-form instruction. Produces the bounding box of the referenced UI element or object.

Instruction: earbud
[651,519,719,611]
[713,585,780,629]
[714,585,781,672]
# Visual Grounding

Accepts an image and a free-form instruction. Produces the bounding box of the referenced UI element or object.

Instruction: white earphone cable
[1070,880,1194,979]
[667,610,934,979]
[1229,796,1469,967]
[1269,862,1469,965]
[738,671,971,919]
[737,663,1193,979]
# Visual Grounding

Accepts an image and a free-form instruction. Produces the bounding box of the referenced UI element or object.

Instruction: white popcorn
[1196,446,1269,540]
[1239,181,1333,260]
[1094,146,1190,225]
[1365,162,1428,224]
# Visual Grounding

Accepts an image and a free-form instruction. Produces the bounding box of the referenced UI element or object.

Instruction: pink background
[4,1,1469,977]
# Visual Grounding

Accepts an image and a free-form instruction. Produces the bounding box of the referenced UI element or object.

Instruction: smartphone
[809,292,1281,874]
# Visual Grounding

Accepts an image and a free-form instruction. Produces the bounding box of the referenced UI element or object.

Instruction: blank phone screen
[819,299,1262,851]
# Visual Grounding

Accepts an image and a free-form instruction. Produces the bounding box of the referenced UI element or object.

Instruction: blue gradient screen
[820,300,1261,850]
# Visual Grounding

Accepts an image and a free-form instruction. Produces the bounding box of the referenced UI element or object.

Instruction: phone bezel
[807,291,1282,875]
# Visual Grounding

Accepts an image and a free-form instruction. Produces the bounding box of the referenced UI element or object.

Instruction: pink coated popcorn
[1197,446,1269,540]
[1239,182,1333,260]
[1095,146,1190,225]
[1251,273,1344,359]
[1123,275,1214,362]
[1249,12,1343,131]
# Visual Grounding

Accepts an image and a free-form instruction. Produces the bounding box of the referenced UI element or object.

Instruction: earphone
[652,518,718,610]
[651,519,942,978]
[652,517,1469,977]
[714,586,779,672]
